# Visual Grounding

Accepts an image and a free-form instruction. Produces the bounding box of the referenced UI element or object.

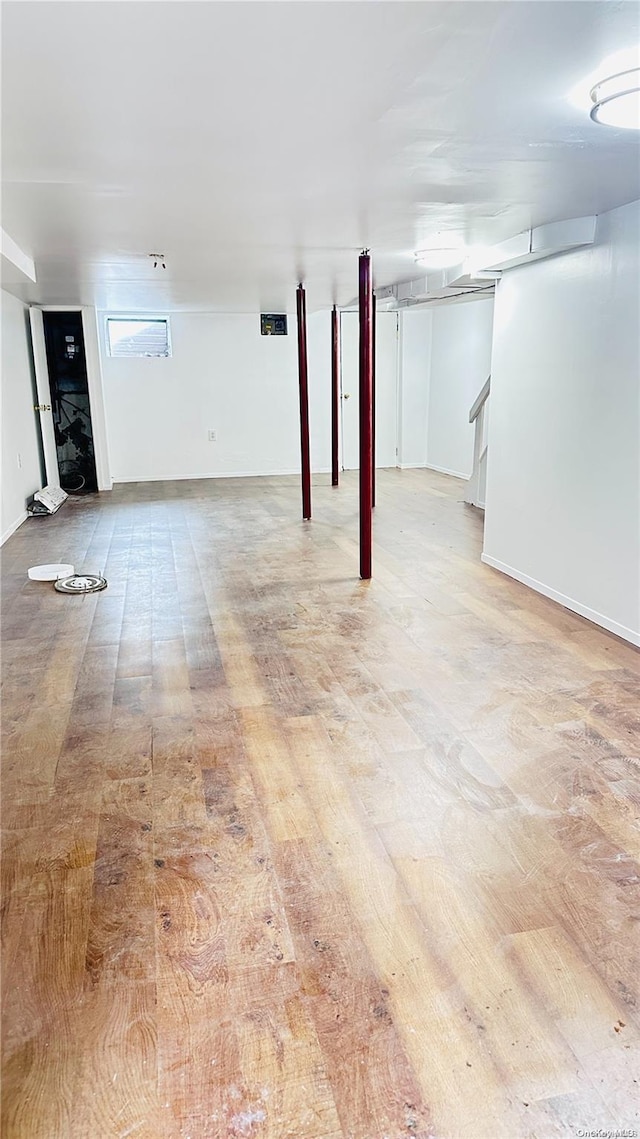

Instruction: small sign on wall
[260,314,288,336]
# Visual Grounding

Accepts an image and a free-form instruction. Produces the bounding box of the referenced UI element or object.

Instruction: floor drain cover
[54,574,108,594]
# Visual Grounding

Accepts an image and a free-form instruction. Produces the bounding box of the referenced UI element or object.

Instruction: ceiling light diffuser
[590,68,640,128]
[570,46,640,129]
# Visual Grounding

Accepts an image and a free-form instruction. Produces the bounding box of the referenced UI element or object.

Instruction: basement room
[1,2,639,1137]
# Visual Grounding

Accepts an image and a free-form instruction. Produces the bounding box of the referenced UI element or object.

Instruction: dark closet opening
[42,311,98,494]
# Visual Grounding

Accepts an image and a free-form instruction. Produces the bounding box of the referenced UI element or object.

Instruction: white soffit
[396,269,487,301]
[350,267,493,310]
[531,215,598,255]
[469,215,597,273]
[373,214,597,308]
[1,228,36,285]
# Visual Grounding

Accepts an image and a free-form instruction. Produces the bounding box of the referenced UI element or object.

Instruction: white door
[29,307,60,487]
[340,310,398,470]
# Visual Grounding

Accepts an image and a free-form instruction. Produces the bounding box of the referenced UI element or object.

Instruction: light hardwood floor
[1,469,639,1139]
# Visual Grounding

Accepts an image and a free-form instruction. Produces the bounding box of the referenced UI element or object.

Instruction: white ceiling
[2,0,639,312]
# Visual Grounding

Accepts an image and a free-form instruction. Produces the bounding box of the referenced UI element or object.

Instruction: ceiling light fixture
[590,66,640,128]
[570,47,640,130]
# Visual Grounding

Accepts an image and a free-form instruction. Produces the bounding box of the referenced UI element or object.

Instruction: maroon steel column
[359,252,373,579]
[331,305,340,487]
[296,284,312,520]
[372,291,377,508]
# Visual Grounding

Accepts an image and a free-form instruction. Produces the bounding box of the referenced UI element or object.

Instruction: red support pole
[359,253,373,579]
[372,291,377,508]
[296,284,312,520]
[331,305,340,487]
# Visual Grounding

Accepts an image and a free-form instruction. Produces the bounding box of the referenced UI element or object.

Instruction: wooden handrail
[469,375,491,423]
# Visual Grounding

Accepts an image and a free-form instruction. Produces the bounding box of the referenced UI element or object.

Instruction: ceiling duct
[348,214,597,312]
[462,215,597,276]
[380,267,494,310]
[374,284,397,310]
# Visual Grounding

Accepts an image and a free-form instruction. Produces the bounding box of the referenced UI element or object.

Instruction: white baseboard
[398,462,427,470]
[481,553,640,647]
[1,511,27,547]
[112,468,332,484]
[425,463,469,481]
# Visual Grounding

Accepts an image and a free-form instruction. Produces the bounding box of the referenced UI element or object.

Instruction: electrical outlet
[16,452,22,469]
[208,430,217,442]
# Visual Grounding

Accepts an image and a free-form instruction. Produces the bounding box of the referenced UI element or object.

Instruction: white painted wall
[340,310,399,470]
[1,290,43,543]
[426,297,494,479]
[483,197,640,646]
[100,311,331,482]
[101,303,496,485]
[398,309,431,468]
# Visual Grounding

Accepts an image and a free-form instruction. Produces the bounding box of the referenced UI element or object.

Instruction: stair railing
[465,375,490,509]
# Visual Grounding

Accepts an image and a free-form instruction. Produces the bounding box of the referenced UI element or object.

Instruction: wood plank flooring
[1,468,639,1139]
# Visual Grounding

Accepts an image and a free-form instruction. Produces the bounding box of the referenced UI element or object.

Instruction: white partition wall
[397,309,431,469]
[1,291,43,543]
[426,298,494,479]
[483,198,640,646]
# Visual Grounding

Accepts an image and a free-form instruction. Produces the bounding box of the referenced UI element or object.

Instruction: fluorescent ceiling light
[570,46,640,129]
[414,246,467,269]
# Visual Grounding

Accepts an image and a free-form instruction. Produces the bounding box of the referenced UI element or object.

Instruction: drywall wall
[340,310,399,470]
[398,309,431,468]
[1,290,43,543]
[426,297,494,479]
[483,197,640,645]
[100,311,331,482]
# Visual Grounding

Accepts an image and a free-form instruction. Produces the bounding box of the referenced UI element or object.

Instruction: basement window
[106,317,171,358]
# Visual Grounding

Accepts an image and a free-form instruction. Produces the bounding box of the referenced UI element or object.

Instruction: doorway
[339,310,398,470]
[29,308,105,493]
[42,311,98,493]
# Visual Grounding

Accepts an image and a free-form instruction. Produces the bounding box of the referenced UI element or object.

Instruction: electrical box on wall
[260,314,287,336]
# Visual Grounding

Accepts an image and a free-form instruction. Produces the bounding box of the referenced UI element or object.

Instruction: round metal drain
[54,574,108,595]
